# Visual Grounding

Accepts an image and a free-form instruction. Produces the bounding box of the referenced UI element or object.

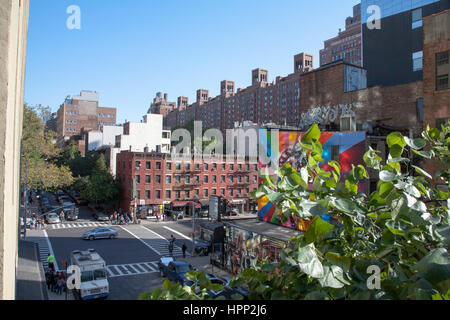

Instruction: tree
[80,154,121,205]
[21,104,73,191]
[141,121,450,300]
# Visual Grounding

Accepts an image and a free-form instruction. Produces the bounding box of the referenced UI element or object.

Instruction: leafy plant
[141,121,450,300]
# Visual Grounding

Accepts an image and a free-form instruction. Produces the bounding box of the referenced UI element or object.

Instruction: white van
[71,249,109,300]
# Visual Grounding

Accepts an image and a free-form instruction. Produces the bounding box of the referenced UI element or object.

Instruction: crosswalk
[120,225,186,257]
[106,261,160,278]
[49,222,111,230]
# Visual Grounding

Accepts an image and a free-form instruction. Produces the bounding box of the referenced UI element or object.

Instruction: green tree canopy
[21,104,73,191]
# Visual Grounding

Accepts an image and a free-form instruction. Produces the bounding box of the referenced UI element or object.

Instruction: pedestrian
[47,254,55,272]
[45,270,52,290]
[170,235,176,245]
[168,242,173,257]
[56,276,64,295]
[182,242,187,258]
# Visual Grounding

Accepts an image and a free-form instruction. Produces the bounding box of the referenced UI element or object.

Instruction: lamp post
[23,161,28,240]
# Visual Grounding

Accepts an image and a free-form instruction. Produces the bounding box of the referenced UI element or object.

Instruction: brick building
[56,90,116,138]
[320,4,362,67]
[162,53,313,131]
[422,9,450,183]
[116,151,259,215]
[148,92,176,117]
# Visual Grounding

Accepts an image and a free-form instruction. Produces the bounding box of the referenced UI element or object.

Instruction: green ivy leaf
[304,216,335,244]
[379,171,397,182]
[302,124,321,143]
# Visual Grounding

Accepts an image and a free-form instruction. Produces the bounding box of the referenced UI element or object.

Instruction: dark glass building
[361,0,450,87]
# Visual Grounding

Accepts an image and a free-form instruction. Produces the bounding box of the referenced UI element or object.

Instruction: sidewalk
[181,255,234,280]
[16,240,48,300]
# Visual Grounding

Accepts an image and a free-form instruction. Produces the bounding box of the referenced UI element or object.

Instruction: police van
[71,249,109,300]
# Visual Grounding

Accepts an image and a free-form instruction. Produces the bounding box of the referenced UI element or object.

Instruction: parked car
[193,241,211,256]
[66,210,78,221]
[93,212,110,222]
[83,227,118,240]
[158,257,194,285]
[45,213,61,224]
[224,209,240,217]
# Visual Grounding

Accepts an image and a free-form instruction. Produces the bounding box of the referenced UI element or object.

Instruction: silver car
[83,227,118,240]
[45,213,61,224]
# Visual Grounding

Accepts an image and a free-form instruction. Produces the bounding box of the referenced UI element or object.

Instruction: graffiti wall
[224,226,286,275]
[257,128,366,231]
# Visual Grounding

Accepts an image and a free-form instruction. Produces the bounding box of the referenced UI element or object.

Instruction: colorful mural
[224,226,286,275]
[257,129,366,231]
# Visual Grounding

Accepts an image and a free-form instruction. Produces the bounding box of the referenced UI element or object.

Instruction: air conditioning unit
[340,115,356,131]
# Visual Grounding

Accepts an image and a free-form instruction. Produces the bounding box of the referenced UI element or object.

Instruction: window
[166,190,171,199]
[175,175,181,184]
[229,189,233,197]
[156,162,161,170]
[136,190,140,199]
[238,164,242,171]
[175,190,181,199]
[221,188,225,196]
[253,175,258,183]
[135,161,141,170]
[204,163,209,171]
[185,175,190,184]
[254,164,258,171]
[212,175,217,184]
[156,190,161,199]
[145,190,150,199]
[195,163,200,171]
[195,175,199,183]
[412,51,423,72]
[145,175,151,184]
[185,191,190,198]
[195,189,199,198]
[185,163,190,170]
[203,175,208,183]
[221,163,226,171]
[203,189,208,197]
[230,164,234,171]
[229,175,233,183]
[436,51,449,91]
[146,161,151,170]
[221,175,226,183]
[412,8,422,29]
[156,175,161,184]
[166,162,172,170]
[212,188,217,195]
[416,98,424,122]
[135,175,141,184]
[166,175,172,184]
[212,163,217,171]
[176,163,181,170]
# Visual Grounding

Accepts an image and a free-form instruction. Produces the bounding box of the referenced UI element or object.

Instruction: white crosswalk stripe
[120,225,186,257]
[50,222,111,230]
[106,261,159,278]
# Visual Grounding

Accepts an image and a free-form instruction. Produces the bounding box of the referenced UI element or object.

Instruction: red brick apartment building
[116,151,259,215]
[56,90,116,138]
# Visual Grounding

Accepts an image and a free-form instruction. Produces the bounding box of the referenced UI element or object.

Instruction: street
[26,203,216,300]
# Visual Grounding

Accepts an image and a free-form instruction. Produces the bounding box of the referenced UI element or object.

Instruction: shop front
[229,199,246,214]
[221,218,303,275]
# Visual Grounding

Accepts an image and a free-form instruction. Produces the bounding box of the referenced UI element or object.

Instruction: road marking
[163,226,192,241]
[145,263,156,272]
[119,226,162,255]
[43,229,59,271]
[106,261,159,278]
[140,225,167,240]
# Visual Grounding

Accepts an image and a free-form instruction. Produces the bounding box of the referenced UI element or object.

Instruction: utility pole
[23,161,28,240]
[191,201,195,255]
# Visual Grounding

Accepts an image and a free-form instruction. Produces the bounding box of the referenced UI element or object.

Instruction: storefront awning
[171,201,201,208]
[230,199,246,204]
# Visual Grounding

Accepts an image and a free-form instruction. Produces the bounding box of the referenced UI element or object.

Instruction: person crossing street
[47,253,55,271]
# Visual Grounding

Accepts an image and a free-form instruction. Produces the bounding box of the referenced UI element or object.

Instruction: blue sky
[25,0,360,124]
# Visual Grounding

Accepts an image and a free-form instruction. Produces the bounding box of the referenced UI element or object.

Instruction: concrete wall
[0,0,29,300]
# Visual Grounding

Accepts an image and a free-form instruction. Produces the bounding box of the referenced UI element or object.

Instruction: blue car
[158,257,194,285]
